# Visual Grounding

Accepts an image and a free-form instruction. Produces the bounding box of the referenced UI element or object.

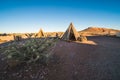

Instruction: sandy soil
[48,36,120,80]
[0,36,120,80]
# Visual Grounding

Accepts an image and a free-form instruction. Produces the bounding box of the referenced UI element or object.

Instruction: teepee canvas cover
[116,32,120,37]
[37,28,44,37]
[61,23,79,41]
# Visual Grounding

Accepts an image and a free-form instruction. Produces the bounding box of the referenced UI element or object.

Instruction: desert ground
[0,36,120,80]
[48,36,120,80]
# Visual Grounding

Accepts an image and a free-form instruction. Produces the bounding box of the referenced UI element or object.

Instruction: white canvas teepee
[36,28,45,37]
[61,22,79,41]
[116,32,120,37]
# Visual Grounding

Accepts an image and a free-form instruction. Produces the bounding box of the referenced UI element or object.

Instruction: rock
[78,36,87,42]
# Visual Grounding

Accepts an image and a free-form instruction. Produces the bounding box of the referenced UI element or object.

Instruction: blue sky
[0,0,120,33]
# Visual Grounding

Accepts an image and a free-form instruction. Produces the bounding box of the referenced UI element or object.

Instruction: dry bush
[2,38,58,67]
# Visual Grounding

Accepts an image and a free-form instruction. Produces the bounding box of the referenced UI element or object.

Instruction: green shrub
[3,38,57,67]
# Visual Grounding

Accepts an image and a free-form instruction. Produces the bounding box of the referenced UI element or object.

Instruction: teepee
[61,22,79,41]
[116,32,120,37]
[36,28,45,37]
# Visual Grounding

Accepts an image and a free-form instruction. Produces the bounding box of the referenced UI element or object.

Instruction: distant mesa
[81,26,120,32]
[79,27,120,36]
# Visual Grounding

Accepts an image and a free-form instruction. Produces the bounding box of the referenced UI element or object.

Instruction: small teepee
[36,28,45,37]
[116,32,120,37]
[61,22,79,41]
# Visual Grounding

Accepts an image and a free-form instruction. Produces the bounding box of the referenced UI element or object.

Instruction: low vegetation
[0,37,59,80]
[1,38,58,67]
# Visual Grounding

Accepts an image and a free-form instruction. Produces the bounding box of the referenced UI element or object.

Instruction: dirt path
[48,36,120,80]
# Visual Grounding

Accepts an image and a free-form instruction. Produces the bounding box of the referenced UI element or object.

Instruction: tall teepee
[61,22,79,41]
[36,28,44,37]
